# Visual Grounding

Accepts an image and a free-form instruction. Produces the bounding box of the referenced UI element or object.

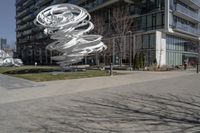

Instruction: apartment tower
[16,0,200,67]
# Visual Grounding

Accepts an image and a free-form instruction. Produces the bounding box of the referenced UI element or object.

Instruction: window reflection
[166,35,198,66]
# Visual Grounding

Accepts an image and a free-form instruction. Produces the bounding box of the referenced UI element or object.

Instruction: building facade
[16,0,200,67]
[0,38,7,50]
[165,0,200,67]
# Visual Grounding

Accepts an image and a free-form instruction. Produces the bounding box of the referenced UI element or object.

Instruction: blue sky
[0,0,15,45]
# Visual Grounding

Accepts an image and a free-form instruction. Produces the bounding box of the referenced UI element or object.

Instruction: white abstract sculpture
[0,49,23,67]
[34,4,107,66]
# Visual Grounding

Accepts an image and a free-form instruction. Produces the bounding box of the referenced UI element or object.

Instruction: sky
[0,0,16,46]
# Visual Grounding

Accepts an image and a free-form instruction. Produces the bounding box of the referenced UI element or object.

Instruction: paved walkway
[0,74,43,89]
[0,70,196,104]
[0,70,199,132]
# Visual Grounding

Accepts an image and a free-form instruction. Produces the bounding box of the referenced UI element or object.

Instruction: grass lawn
[0,66,114,82]
[14,70,111,82]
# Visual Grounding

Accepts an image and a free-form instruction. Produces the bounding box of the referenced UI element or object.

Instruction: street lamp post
[112,38,115,65]
[126,31,132,70]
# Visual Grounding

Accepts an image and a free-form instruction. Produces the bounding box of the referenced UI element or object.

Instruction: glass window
[156,13,162,27]
[141,16,146,30]
[147,15,152,30]
[143,35,148,48]
[152,15,156,29]
[149,34,155,48]
[133,11,164,32]
[166,35,198,66]
[136,35,142,49]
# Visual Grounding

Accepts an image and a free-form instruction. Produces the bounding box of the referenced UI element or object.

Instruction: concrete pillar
[165,0,170,31]
[156,31,166,67]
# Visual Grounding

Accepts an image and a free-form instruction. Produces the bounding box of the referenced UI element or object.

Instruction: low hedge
[2,67,61,74]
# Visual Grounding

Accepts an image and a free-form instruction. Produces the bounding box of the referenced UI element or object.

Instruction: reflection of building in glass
[16,0,200,67]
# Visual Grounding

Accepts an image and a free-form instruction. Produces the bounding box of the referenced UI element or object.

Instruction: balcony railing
[37,0,52,6]
[23,30,32,36]
[23,0,34,7]
[22,14,33,22]
[16,0,26,6]
[17,33,22,38]
[191,0,200,7]
[68,0,79,4]
[16,9,29,18]
[173,22,200,36]
[82,0,111,10]
[175,4,199,21]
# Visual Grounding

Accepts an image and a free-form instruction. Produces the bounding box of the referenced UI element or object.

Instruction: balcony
[17,33,23,38]
[173,22,200,36]
[16,19,22,25]
[37,0,52,6]
[81,0,119,12]
[23,30,32,36]
[18,39,28,43]
[16,0,26,6]
[29,5,35,11]
[174,4,200,23]
[77,0,87,5]
[181,0,200,9]
[22,14,33,22]
[17,23,32,31]
[191,0,200,8]
[16,9,29,18]
[68,0,79,4]
[17,25,25,31]
[23,0,34,7]
[16,6,23,12]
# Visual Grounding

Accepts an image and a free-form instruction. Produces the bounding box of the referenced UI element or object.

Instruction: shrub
[133,53,139,70]
[139,52,145,68]
[3,68,61,74]
[159,65,168,71]
[153,58,157,65]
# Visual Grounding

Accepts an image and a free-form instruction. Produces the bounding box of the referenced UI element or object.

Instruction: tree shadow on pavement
[18,93,200,133]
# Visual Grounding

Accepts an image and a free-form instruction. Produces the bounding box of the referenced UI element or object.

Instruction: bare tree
[101,38,113,65]
[91,15,106,66]
[92,15,105,35]
[111,5,133,65]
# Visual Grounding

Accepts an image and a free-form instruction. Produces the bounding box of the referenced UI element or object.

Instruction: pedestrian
[184,59,188,70]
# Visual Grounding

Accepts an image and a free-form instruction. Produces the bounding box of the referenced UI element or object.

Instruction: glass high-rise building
[16,0,200,67]
[0,38,7,50]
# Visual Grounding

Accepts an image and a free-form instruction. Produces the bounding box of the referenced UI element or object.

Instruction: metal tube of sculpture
[0,50,23,67]
[34,4,107,66]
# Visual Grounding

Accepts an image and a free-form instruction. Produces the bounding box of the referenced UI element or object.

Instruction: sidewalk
[0,71,195,104]
[0,74,43,89]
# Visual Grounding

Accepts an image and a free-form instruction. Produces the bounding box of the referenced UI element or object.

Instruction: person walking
[184,59,188,70]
